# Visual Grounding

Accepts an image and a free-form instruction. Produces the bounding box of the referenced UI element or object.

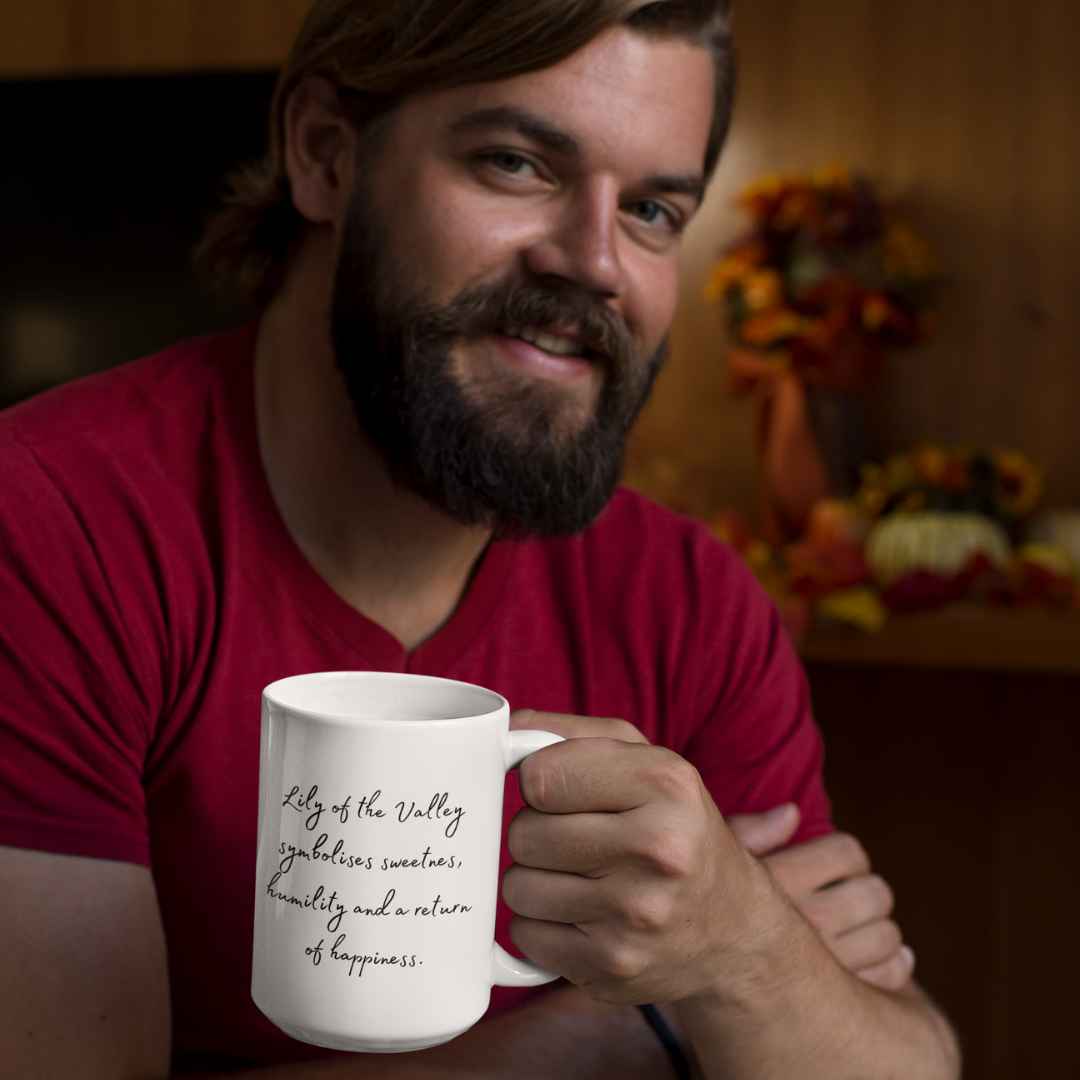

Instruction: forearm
[186,983,677,1080]
[671,901,960,1080]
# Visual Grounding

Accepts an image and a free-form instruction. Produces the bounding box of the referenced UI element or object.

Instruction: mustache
[405,278,636,378]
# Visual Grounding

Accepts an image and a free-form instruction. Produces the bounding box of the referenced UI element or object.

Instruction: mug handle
[490,728,566,988]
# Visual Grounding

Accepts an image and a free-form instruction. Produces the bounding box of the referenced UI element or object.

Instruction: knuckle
[610,717,647,743]
[621,891,675,934]
[875,919,904,955]
[500,865,525,909]
[878,953,912,991]
[830,833,869,874]
[634,826,695,879]
[642,752,701,801]
[869,874,895,915]
[598,944,646,981]
[518,756,562,812]
[506,809,539,862]
[855,874,893,921]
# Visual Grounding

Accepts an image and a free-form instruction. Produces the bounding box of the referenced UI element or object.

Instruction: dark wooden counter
[802,609,1079,1078]
[803,605,1080,675]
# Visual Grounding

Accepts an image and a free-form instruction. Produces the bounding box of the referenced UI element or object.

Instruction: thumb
[727,803,800,856]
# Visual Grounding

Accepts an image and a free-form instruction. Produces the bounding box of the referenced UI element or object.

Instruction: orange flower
[861,294,894,332]
[812,163,853,190]
[738,173,787,212]
[740,309,805,347]
[885,222,937,280]
[774,188,820,232]
[993,449,1044,517]
[742,269,785,312]
[704,244,766,303]
[912,444,949,486]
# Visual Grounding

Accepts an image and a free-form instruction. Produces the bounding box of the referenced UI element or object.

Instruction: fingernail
[901,946,915,969]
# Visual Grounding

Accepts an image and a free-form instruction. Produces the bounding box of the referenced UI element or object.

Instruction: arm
[0,845,171,1079]
[669,867,961,1079]
[0,846,674,1080]
[728,806,915,992]
[502,715,962,1080]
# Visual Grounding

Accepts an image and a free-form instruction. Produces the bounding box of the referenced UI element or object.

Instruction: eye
[479,150,541,179]
[627,198,680,232]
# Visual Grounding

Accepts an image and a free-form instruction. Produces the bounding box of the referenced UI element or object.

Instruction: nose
[523,182,624,300]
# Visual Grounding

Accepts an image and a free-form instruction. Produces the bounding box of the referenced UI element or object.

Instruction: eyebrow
[449,105,706,206]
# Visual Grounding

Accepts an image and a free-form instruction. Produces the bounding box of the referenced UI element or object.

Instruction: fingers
[800,873,894,938]
[727,804,800,856]
[509,805,698,877]
[502,864,606,924]
[831,918,903,973]
[516,738,702,816]
[762,832,871,897]
[510,709,650,744]
[509,808,624,874]
[853,945,916,993]
[502,863,678,933]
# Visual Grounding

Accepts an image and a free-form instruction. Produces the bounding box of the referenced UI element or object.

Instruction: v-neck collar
[219,322,519,673]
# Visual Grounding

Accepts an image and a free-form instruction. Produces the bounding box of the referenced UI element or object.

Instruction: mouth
[485,324,603,382]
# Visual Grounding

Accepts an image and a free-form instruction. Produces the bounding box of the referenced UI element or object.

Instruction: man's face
[330,27,715,535]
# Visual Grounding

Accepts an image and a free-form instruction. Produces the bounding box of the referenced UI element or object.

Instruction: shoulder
[0,325,252,456]
[0,325,253,535]
[514,486,777,674]
[0,327,253,678]
[555,485,762,607]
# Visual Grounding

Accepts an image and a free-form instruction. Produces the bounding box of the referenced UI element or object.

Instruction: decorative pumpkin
[865,512,1011,587]
[1027,511,1080,573]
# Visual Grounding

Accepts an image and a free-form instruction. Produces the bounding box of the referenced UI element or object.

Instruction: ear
[282,75,357,228]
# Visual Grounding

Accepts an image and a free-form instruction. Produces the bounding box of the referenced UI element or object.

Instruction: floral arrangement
[854,445,1043,528]
[706,165,940,390]
[707,444,1078,638]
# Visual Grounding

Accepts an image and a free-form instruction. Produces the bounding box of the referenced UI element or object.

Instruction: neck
[253,242,493,651]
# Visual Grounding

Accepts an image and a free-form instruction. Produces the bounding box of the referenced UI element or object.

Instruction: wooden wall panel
[0,2,74,76]
[628,0,1080,518]
[3,0,1076,512]
[0,0,311,76]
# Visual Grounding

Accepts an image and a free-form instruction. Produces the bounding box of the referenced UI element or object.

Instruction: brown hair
[196,0,735,308]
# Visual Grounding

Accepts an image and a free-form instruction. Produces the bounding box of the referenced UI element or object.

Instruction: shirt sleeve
[679,535,833,846]
[0,439,157,865]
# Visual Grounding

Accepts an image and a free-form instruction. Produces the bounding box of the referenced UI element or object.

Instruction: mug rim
[261,670,508,726]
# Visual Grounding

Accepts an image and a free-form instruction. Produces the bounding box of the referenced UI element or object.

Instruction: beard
[329,190,666,537]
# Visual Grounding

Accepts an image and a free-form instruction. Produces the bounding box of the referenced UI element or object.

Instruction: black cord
[638,1004,692,1079]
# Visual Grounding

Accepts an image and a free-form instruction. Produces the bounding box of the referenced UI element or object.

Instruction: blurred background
[2,2,1077,1075]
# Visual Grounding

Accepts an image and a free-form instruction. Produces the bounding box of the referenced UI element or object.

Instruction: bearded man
[0,1,959,1076]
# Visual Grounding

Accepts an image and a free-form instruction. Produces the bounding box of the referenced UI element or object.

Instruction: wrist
[689,854,809,1014]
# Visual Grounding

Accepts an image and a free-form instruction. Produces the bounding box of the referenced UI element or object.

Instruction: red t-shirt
[0,324,831,1072]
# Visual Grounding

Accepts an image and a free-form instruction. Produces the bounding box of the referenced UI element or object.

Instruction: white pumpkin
[1027,511,1080,573]
[865,512,1011,586]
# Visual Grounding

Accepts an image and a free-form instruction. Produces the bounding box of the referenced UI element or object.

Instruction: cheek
[627,261,680,347]
[384,178,536,298]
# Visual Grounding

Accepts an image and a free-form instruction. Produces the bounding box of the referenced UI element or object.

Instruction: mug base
[276,1020,476,1054]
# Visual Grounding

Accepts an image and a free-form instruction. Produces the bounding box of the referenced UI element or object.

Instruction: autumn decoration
[706,444,1079,640]
[706,165,939,542]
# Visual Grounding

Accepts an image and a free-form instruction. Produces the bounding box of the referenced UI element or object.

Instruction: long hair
[195,0,735,308]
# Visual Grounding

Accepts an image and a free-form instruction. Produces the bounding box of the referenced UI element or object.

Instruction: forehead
[391,26,716,177]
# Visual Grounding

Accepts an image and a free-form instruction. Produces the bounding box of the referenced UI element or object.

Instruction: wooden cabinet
[804,613,1080,1078]
[0,1,311,77]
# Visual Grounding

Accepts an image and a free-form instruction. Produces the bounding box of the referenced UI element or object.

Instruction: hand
[504,710,785,1007]
[727,806,915,992]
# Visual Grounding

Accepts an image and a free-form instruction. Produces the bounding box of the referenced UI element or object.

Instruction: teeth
[516,327,582,357]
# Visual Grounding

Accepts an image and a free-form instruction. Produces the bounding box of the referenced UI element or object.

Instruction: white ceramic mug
[251,671,564,1053]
